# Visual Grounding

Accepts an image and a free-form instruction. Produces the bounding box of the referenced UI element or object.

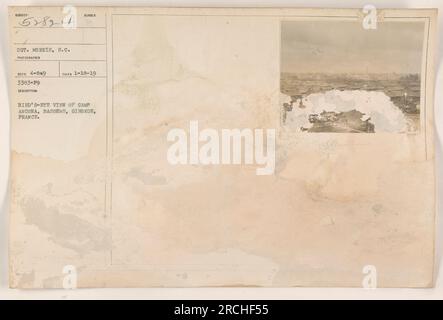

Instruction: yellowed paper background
[8,7,438,288]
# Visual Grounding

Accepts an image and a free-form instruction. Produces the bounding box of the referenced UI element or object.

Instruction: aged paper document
[8,7,437,288]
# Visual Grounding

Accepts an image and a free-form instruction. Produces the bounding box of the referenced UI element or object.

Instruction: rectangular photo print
[280,20,425,133]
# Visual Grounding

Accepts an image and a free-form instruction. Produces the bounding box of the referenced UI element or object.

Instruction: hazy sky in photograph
[281,20,425,74]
